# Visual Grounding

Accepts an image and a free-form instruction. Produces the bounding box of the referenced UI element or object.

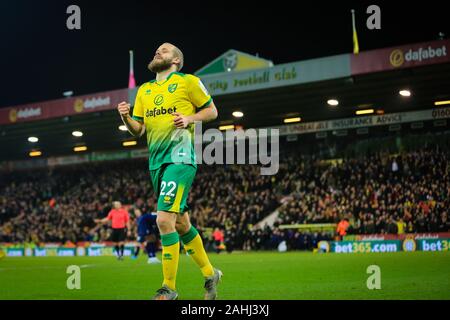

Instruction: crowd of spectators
[0,159,281,247]
[275,149,450,234]
[1,143,449,251]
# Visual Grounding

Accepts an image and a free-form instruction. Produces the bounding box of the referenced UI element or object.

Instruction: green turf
[0,251,449,300]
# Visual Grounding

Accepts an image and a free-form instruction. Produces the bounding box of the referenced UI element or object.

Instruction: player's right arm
[117,85,146,137]
[118,102,145,137]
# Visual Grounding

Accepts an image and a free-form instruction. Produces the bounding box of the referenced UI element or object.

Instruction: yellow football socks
[181,226,214,277]
[161,232,180,290]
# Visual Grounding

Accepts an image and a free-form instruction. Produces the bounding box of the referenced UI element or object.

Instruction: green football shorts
[150,163,197,214]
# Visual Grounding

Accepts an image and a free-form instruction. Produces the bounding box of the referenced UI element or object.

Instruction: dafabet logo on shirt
[154,94,164,106]
[145,106,177,118]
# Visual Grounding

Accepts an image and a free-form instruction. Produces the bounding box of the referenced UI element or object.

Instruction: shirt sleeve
[124,210,130,222]
[106,211,113,220]
[187,75,213,109]
[132,85,145,122]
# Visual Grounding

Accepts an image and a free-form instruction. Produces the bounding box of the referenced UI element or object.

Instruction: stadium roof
[194,50,273,76]
[1,40,450,161]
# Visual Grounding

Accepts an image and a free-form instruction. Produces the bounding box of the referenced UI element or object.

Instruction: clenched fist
[117,101,131,117]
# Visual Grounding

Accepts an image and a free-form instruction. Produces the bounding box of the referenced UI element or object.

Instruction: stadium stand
[1,130,449,251]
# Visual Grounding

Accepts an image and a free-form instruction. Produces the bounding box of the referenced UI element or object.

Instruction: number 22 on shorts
[160,181,177,197]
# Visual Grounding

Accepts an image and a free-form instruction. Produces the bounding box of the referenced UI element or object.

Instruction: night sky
[0,1,448,108]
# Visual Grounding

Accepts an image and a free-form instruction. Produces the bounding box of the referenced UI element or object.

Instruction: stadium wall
[2,237,450,257]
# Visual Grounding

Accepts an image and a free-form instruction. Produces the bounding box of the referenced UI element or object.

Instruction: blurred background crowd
[1,133,449,251]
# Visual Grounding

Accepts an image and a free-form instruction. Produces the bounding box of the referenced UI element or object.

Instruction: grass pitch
[0,251,449,300]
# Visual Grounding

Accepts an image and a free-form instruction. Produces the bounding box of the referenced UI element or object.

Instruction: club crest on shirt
[168,83,178,93]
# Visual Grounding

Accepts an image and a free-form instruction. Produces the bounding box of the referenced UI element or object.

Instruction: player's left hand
[172,112,192,129]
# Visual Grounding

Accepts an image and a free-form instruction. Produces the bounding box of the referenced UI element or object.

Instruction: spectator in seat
[396,217,406,235]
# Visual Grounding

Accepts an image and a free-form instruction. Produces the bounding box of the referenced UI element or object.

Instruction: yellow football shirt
[132,72,212,170]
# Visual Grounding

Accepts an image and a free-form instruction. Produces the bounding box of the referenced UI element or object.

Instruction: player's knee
[156,216,175,233]
[175,221,190,235]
